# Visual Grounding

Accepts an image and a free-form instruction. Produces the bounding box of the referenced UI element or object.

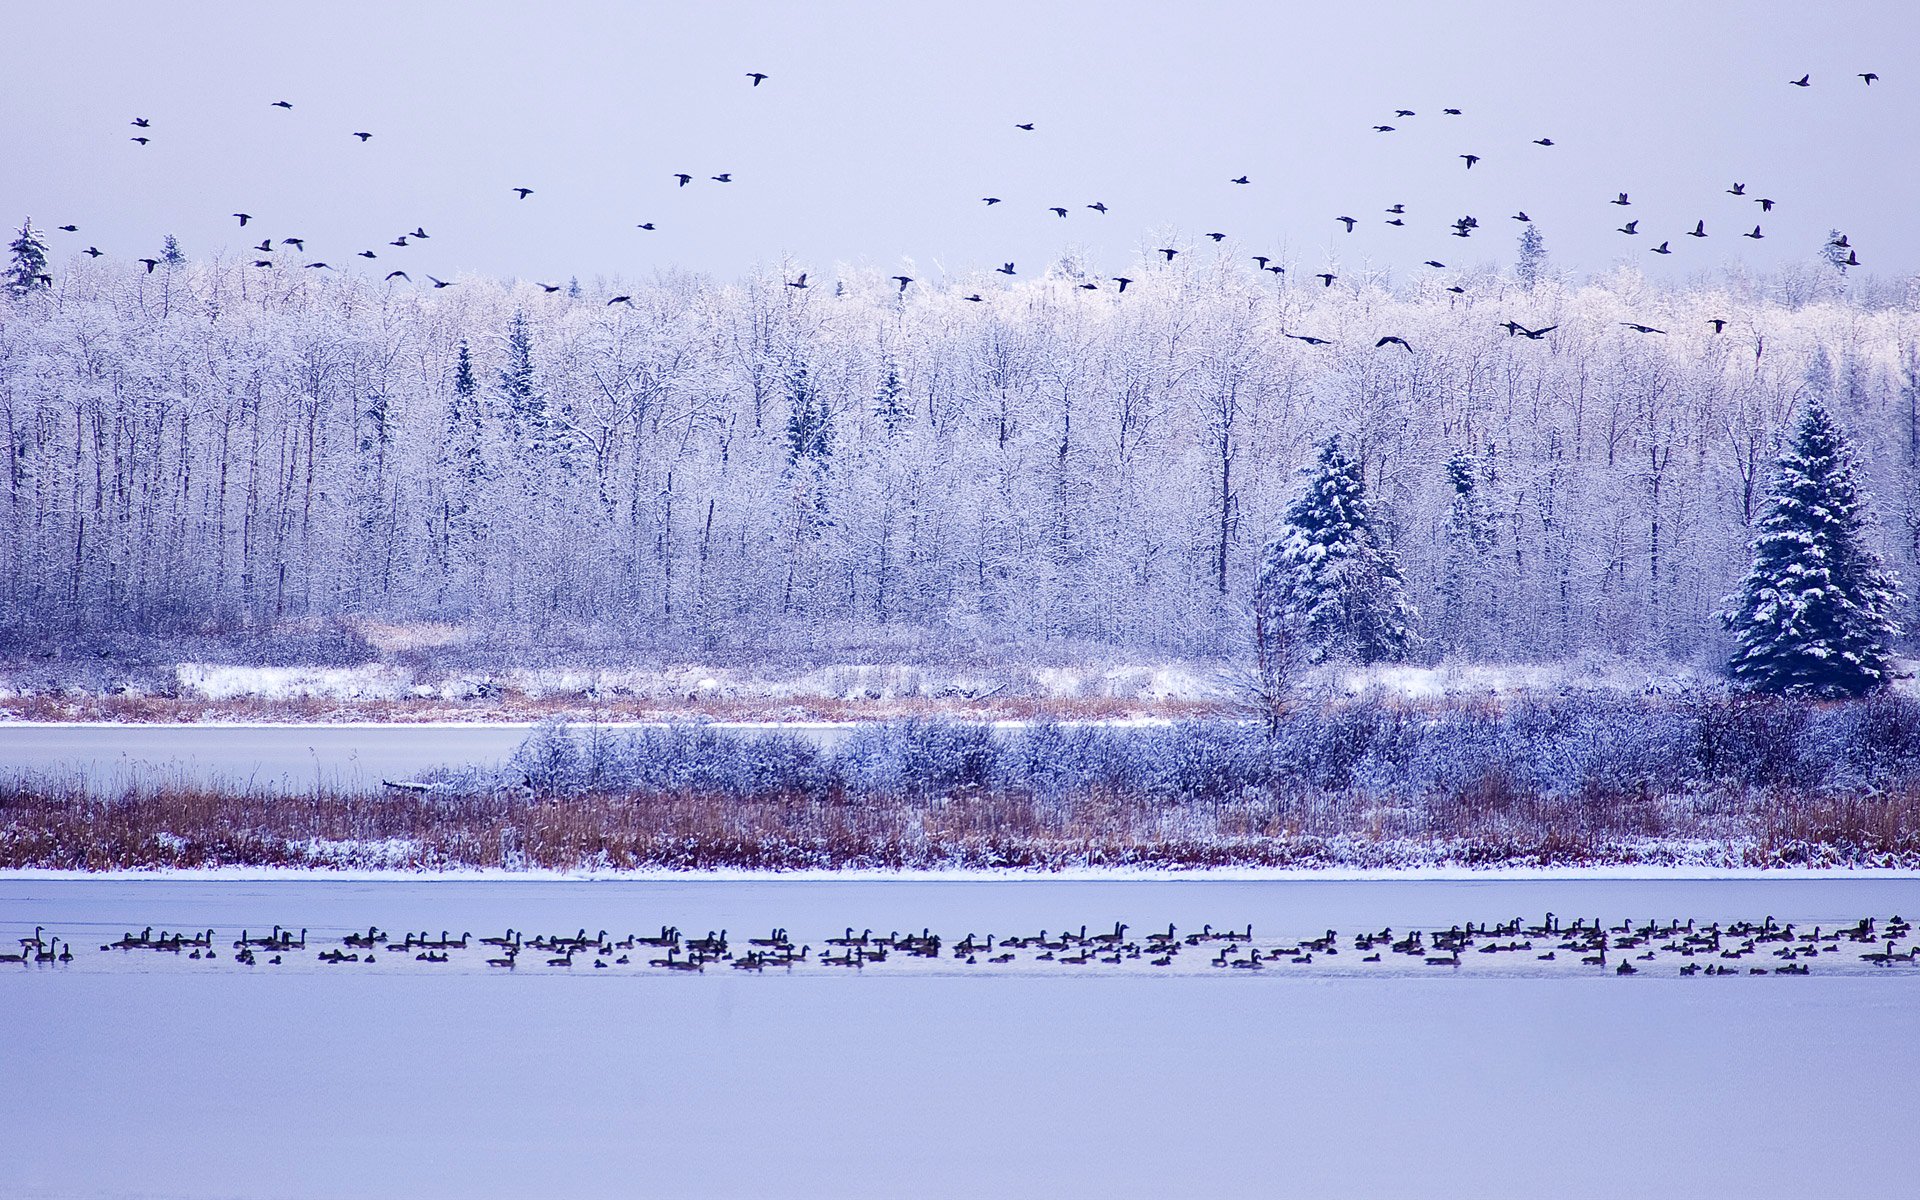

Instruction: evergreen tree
[1822,229,1851,273]
[1437,450,1495,652]
[872,360,911,433]
[1722,398,1900,696]
[1257,436,1416,665]
[5,218,50,294]
[1516,223,1548,289]
[160,234,186,268]
[785,359,832,465]
[566,275,581,299]
[499,311,541,443]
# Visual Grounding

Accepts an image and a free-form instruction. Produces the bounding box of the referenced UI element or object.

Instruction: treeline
[2,254,1917,665]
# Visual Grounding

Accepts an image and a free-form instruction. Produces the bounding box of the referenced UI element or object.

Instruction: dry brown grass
[6,776,1917,872]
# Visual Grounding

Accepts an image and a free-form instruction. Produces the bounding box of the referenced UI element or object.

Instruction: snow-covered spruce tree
[160,234,186,268]
[5,217,50,294]
[1516,223,1547,290]
[1257,436,1416,667]
[1437,450,1495,654]
[872,359,910,434]
[1721,397,1900,696]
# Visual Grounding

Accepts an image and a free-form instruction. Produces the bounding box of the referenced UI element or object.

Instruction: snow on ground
[3,875,1916,1199]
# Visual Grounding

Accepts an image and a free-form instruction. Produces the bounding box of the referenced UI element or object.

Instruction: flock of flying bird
[10,910,1917,977]
[29,66,1885,353]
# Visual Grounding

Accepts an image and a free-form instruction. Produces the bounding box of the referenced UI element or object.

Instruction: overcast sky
[8,1,1918,289]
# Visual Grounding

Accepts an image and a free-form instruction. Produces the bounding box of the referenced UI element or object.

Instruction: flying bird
[358,250,377,258]
[389,237,408,247]
[1687,220,1707,238]
[1087,201,1108,214]
[1612,193,1631,206]
[1756,197,1775,212]
[1512,211,1531,222]
[1460,154,1480,168]
[283,237,305,250]
[1015,122,1034,131]
[131,117,150,128]
[83,246,102,257]
[787,273,809,289]
[1287,333,1331,345]
[1443,107,1463,115]
[1049,207,1068,218]
[353,132,372,141]
[428,275,453,288]
[1532,138,1555,146]
[1621,322,1666,335]
[1386,204,1406,214]
[303,262,330,269]
[386,270,409,282]
[711,173,732,182]
[1860,73,1879,85]
[1315,272,1336,287]
[636,222,656,230]
[513,187,534,199]
[56,224,77,232]
[130,136,150,145]
[1618,221,1639,234]
[1376,336,1412,351]
[1386,218,1405,226]
[1504,322,1556,339]
[1727,182,1746,196]
[747,72,769,86]
[609,295,633,306]
[138,258,159,273]
[981,197,1002,205]
[1230,175,1249,184]
[537,283,561,293]
[1790,74,1810,87]
[1206,232,1226,242]
[675,173,693,187]
[271,100,293,109]
[1112,277,1133,292]
[1651,241,1672,254]
[233,213,251,226]
[1078,282,1099,291]
[1743,225,1764,239]
[1337,216,1357,232]
[251,260,273,268]
[253,238,273,252]
[411,227,429,239]
[1157,248,1179,261]
[1707,318,1728,334]
[891,275,913,292]
[964,293,983,302]
[1373,125,1396,133]
[996,263,1016,275]
[1423,260,1446,268]
[1253,256,1271,269]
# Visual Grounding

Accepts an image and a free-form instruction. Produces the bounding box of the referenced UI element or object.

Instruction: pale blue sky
[8,1,1917,286]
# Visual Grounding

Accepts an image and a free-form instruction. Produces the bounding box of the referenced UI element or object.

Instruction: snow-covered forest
[3,249,1916,669]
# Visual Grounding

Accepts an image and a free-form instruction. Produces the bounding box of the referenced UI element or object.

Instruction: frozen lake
[4,873,1917,1199]
[0,720,864,791]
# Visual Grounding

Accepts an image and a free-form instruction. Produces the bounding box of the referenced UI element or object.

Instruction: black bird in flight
[1373,125,1396,133]
[138,258,159,273]
[1532,138,1554,146]
[1376,336,1412,351]
[1386,218,1405,226]
[1707,318,1728,334]
[1253,255,1271,269]
[428,275,453,288]
[609,295,634,306]
[1015,122,1035,131]
[272,100,293,109]
[1512,211,1531,222]
[1621,323,1666,335]
[1727,182,1746,196]
[711,173,732,183]
[1743,225,1764,239]
[358,250,377,258]
[1845,249,1860,266]
[386,270,409,282]
[1315,272,1336,287]
[1687,220,1707,238]
[283,237,305,250]
[57,224,77,232]
[389,236,409,247]
[1651,241,1672,254]
[747,72,768,86]
[130,136,150,145]
[1446,284,1466,294]
[1460,154,1480,168]
[675,173,693,187]
[1386,203,1406,214]
[1206,232,1226,242]
[1087,201,1108,214]
[996,262,1016,275]
[1231,175,1250,184]
[251,260,273,268]
[1286,333,1331,345]
[1618,220,1639,235]
[1049,207,1068,218]
[1395,108,1416,117]
[1337,216,1357,232]
[1790,74,1810,87]
[1078,282,1098,291]
[1504,322,1556,339]
[786,273,809,289]
[1443,107,1462,115]
[637,222,656,230]
[981,197,1001,205]
[1756,197,1775,212]
[1860,73,1879,85]
[891,275,913,292]
[1830,233,1850,248]
[353,132,372,142]
[131,117,150,128]
[538,283,561,293]
[411,227,429,239]
[964,293,983,302]
[513,187,535,199]
[1112,276,1133,292]
[1612,193,1631,206]
[83,246,102,257]
[1423,260,1446,268]
[304,262,330,270]
[233,213,252,226]
[1266,264,1285,275]
[1157,248,1179,261]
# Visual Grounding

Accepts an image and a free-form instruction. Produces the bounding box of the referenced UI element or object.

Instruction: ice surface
[3,875,1916,1199]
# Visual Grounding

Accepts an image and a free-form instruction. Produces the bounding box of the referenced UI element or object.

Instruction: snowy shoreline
[8,863,1919,884]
